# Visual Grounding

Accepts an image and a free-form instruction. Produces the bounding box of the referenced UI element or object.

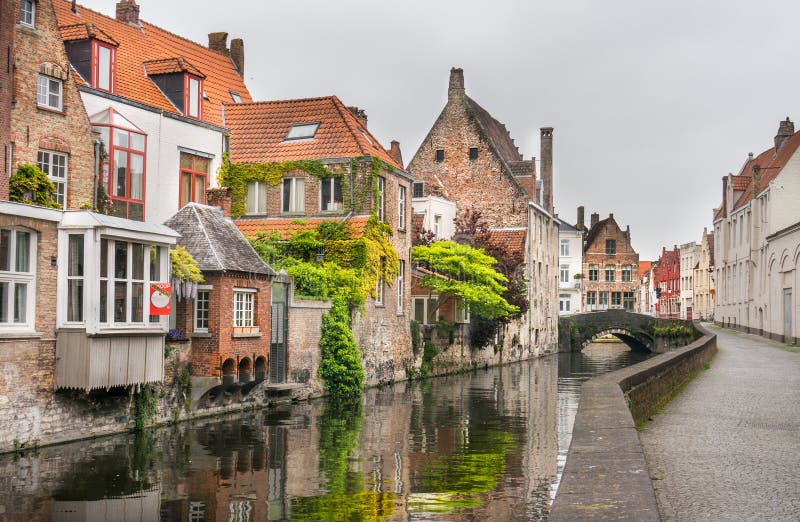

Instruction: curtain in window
[194,176,205,204]
[13,284,26,323]
[246,181,257,213]
[15,232,30,272]
[130,153,144,200]
[292,178,305,212]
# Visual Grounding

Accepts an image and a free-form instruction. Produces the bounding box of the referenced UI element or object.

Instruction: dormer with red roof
[53,0,254,223]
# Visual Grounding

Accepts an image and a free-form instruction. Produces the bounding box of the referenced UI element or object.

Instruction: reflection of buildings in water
[52,487,161,522]
[525,355,559,499]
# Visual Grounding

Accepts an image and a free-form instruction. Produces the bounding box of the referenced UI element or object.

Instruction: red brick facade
[654,246,680,317]
[174,272,272,380]
[0,0,14,199]
[582,213,640,312]
[7,0,96,209]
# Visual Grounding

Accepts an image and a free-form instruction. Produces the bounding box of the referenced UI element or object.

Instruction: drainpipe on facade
[93,139,101,210]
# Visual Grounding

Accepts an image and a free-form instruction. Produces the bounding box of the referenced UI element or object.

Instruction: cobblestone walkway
[639,324,800,521]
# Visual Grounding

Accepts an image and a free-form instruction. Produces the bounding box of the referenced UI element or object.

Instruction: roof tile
[236,215,370,240]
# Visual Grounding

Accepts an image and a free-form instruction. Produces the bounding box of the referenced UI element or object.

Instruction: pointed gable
[164,204,275,275]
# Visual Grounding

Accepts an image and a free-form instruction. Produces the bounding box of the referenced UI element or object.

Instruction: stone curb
[550,323,717,521]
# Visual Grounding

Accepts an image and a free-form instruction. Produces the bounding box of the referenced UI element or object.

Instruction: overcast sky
[78,0,800,259]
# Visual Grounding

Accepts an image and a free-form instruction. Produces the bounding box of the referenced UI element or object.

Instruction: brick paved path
[639,324,800,521]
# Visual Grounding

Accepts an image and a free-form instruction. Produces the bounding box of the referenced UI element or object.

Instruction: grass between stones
[634,361,712,432]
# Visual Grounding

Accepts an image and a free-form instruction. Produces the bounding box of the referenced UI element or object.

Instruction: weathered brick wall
[175,272,272,379]
[406,97,529,229]
[582,216,641,310]
[0,0,14,199]
[9,0,95,209]
[287,298,329,396]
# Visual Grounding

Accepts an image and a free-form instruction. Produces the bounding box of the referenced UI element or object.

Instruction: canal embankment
[550,322,716,521]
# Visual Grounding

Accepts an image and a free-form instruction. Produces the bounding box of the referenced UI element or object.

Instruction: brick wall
[0,0,14,199]
[174,271,272,379]
[582,216,641,310]
[406,94,529,229]
[9,0,96,209]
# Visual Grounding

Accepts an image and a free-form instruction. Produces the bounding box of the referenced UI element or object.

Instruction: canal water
[0,342,649,521]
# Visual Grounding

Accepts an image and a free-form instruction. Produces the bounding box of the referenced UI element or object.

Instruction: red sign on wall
[149,282,172,315]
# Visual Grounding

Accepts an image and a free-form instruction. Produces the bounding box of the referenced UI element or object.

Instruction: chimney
[774,117,794,151]
[590,212,599,228]
[388,140,403,168]
[609,213,614,220]
[576,205,585,229]
[206,187,232,218]
[625,225,631,241]
[347,106,368,128]
[540,127,553,213]
[115,0,140,26]
[230,38,244,77]
[208,32,229,55]
[448,67,465,102]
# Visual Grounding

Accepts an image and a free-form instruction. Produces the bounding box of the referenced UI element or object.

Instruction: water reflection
[0,341,645,521]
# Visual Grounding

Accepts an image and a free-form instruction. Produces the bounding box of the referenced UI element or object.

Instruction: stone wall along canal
[0,341,649,521]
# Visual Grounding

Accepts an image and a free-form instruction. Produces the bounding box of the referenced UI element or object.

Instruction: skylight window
[285,122,320,140]
[230,91,242,103]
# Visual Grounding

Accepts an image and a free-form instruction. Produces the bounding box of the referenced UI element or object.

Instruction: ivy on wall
[9,163,61,209]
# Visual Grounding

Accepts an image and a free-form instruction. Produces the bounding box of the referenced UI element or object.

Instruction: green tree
[412,241,519,320]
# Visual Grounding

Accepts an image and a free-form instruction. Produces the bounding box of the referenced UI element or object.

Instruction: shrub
[318,296,365,398]
[9,163,61,209]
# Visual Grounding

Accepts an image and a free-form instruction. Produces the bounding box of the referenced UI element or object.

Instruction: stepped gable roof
[583,215,615,250]
[465,97,523,164]
[223,96,403,169]
[236,215,370,240]
[485,228,526,259]
[732,130,800,211]
[164,204,275,275]
[53,1,252,128]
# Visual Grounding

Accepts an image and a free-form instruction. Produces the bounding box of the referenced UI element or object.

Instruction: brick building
[222,95,415,386]
[581,211,640,312]
[5,0,96,208]
[0,0,14,199]
[654,245,680,317]
[693,229,715,321]
[407,67,559,356]
[53,0,252,223]
[164,203,276,386]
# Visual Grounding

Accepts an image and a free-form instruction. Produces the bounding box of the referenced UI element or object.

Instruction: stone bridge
[558,310,697,353]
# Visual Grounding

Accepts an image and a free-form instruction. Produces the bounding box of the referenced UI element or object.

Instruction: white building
[714,117,800,343]
[411,190,457,240]
[55,2,252,224]
[679,241,699,319]
[557,220,583,315]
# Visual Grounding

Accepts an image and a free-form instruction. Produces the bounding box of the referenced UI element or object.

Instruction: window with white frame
[605,265,615,282]
[433,214,442,237]
[376,176,385,221]
[246,181,267,214]
[598,291,608,308]
[66,234,84,322]
[21,0,35,26]
[397,260,404,314]
[621,265,632,282]
[588,264,599,281]
[195,286,211,332]
[413,296,438,325]
[282,177,305,213]
[375,259,385,305]
[559,294,571,312]
[398,185,406,230]
[560,264,570,283]
[98,239,163,325]
[37,150,68,207]
[37,74,63,111]
[320,177,342,212]
[233,289,255,327]
[0,228,36,329]
[560,239,569,257]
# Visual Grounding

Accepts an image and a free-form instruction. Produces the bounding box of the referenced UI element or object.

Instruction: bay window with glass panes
[90,108,147,221]
[0,228,36,331]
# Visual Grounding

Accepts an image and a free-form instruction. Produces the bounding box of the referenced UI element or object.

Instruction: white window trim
[319,177,342,212]
[0,228,37,332]
[560,239,569,257]
[559,264,570,283]
[37,74,63,111]
[376,176,385,222]
[397,260,404,315]
[64,232,85,325]
[282,177,305,214]
[194,285,212,332]
[20,0,35,27]
[455,297,470,323]
[375,275,384,306]
[38,150,68,208]
[398,185,406,230]
[233,288,256,328]
[245,180,267,215]
[413,295,439,325]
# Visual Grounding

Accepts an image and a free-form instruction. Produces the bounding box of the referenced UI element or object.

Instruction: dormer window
[230,91,242,103]
[285,122,319,141]
[185,75,202,119]
[92,41,115,93]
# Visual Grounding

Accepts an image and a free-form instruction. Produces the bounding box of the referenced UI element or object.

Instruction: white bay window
[0,228,36,330]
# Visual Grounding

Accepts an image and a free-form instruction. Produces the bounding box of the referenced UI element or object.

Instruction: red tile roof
[639,261,652,277]
[223,96,403,169]
[732,131,800,210]
[485,228,526,259]
[143,58,205,78]
[236,215,370,240]
[53,1,252,128]
[732,174,752,191]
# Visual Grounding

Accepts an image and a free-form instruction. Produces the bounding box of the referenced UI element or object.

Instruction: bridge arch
[581,328,653,352]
